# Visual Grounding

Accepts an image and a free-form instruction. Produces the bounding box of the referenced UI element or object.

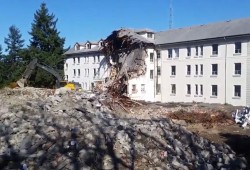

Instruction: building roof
[117,29,155,44]
[65,17,250,55]
[133,28,154,33]
[155,17,250,45]
[64,45,101,56]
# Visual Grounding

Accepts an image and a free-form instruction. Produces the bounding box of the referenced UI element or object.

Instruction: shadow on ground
[220,133,250,166]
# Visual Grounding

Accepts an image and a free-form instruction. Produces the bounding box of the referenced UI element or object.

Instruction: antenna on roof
[169,0,173,29]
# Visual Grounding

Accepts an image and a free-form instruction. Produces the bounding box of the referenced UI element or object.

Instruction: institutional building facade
[64,18,250,106]
[64,40,108,90]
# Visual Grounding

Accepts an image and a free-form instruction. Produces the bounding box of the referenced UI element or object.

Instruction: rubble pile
[0,88,248,169]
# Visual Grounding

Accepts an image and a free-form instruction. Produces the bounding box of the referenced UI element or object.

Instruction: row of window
[131,83,241,98]
[149,68,161,79]
[150,51,161,62]
[170,63,242,76]
[131,83,161,95]
[171,84,241,97]
[149,42,242,61]
[72,68,100,77]
[75,42,104,51]
[72,55,101,64]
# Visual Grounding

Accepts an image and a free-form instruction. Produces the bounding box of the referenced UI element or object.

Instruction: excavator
[16,58,81,90]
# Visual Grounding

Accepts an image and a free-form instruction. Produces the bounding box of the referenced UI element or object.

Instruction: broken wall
[102,29,155,95]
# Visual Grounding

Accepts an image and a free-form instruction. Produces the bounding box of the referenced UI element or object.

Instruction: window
[235,42,241,54]
[200,64,203,75]
[235,63,241,75]
[187,65,191,75]
[212,44,218,55]
[73,69,76,76]
[85,69,87,77]
[94,68,96,77]
[91,83,95,90]
[87,43,91,49]
[132,84,137,93]
[200,46,203,56]
[93,56,96,63]
[195,65,198,75]
[187,84,191,95]
[65,63,68,70]
[150,70,154,79]
[171,84,176,94]
[97,55,100,63]
[212,64,218,75]
[174,48,179,58]
[157,51,161,59]
[212,85,218,96]
[195,46,198,56]
[76,45,80,50]
[141,84,146,93]
[150,53,154,62]
[85,56,89,63]
[157,66,161,76]
[73,57,76,64]
[78,69,80,76]
[87,69,89,77]
[187,47,191,56]
[200,85,203,95]
[99,41,103,47]
[77,57,80,64]
[156,84,161,94]
[195,84,198,95]
[234,85,241,97]
[147,33,153,38]
[168,49,172,58]
[171,66,176,75]
[97,68,100,76]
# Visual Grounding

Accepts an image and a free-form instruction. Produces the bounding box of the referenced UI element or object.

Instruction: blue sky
[1,0,250,51]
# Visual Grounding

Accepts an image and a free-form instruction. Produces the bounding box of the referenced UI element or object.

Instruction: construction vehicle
[17,58,81,90]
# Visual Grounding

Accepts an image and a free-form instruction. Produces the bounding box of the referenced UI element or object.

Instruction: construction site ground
[0,87,249,169]
[136,101,250,165]
[95,97,250,165]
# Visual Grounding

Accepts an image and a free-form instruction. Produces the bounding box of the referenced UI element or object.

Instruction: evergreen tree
[2,26,26,87]
[0,45,5,87]
[0,45,2,56]
[28,3,65,87]
[4,25,25,63]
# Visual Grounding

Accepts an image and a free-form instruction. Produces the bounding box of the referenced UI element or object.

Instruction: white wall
[64,53,108,90]
[161,40,249,106]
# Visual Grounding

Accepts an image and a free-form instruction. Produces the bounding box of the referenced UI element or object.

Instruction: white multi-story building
[64,40,108,90]
[64,18,250,106]
[128,18,250,106]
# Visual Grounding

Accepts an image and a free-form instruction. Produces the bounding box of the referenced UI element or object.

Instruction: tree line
[0,3,66,88]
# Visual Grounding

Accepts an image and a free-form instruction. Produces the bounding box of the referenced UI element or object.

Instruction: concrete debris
[232,107,250,128]
[0,87,248,169]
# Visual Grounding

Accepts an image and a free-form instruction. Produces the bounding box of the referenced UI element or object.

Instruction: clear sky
[1,0,250,50]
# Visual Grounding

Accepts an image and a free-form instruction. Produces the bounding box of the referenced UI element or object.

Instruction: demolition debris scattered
[232,107,250,128]
[0,87,248,169]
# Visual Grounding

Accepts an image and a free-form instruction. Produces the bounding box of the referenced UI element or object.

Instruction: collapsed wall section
[102,29,155,95]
